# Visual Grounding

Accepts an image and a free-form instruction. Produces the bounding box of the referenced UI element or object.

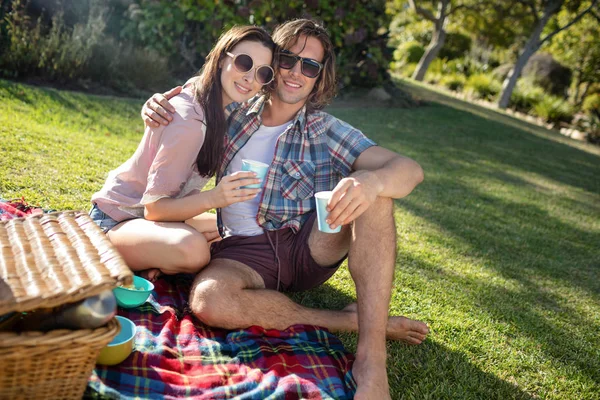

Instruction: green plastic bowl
[96,316,136,366]
[112,275,154,308]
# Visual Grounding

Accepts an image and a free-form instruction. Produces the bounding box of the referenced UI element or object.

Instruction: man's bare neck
[262,96,306,127]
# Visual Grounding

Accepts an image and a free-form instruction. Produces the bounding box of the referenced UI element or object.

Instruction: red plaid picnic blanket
[0,198,45,220]
[86,274,356,399]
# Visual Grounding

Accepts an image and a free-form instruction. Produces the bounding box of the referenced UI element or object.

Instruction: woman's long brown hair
[192,26,275,177]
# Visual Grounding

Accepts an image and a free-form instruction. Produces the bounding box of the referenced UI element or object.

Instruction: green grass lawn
[2,78,599,399]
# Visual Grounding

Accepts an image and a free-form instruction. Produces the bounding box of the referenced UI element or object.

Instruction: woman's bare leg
[107,218,211,279]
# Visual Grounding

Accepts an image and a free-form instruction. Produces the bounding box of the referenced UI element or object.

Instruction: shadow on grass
[1,79,141,137]
[389,106,596,195]
[386,340,534,400]
[1,80,36,105]
[401,175,600,299]
[333,82,599,198]
[288,280,355,310]
[396,79,598,152]
[398,181,600,385]
[291,281,535,399]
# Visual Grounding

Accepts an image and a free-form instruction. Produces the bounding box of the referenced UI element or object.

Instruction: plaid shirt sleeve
[324,114,377,177]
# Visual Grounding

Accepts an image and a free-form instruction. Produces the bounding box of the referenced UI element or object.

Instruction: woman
[90,26,276,281]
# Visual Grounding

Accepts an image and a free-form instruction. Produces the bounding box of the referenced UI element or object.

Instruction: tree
[497,0,599,109]
[546,9,600,105]
[398,0,483,81]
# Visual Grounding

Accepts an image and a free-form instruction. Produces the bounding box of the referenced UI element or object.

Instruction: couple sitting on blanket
[90,19,429,400]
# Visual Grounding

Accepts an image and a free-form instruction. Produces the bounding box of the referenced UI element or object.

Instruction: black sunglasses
[278,50,324,78]
[226,52,275,85]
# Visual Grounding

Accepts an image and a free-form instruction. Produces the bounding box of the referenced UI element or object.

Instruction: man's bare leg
[308,198,428,333]
[190,259,370,333]
[315,196,397,400]
[189,198,428,398]
[189,259,427,342]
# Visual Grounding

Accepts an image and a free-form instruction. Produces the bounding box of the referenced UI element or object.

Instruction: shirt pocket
[281,160,315,201]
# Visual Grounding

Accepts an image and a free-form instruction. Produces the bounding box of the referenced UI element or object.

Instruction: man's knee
[189,260,262,327]
[368,196,393,215]
[189,278,224,327]
[356,196,394,223]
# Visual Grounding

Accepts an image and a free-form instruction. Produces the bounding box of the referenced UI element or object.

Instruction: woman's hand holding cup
[208,171,262,208]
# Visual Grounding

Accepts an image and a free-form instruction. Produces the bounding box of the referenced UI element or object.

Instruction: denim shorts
[89,203,122,233]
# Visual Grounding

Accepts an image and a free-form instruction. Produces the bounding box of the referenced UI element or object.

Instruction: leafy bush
[439,55,491,77]
[388,16,431,47]
[393,40,425,65]
[532,95,576,124]
[439,74,466,91]
[392,62,417,78]
[492,64,513,81]
[424,58,445,84]
[523,53,572,97]
[1,0,395,91]
[424,72,442,84]
[509,80,546,112]
[464,74,502,100]
[388,14,471,61]
[582,93,600,117]
[121,0,393,88]
[439,32,472,60]
[85,38,174,94]
[426,58,445,74]
[0,0,181,94]
[578,114,600,143]
[1,0,106,82]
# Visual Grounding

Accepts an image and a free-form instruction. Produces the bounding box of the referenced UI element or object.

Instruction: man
[142,19,429,399]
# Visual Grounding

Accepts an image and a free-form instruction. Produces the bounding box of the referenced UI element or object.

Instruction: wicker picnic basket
[0,211,133,400]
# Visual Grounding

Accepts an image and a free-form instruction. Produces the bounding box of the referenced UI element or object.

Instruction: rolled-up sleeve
[326,116,376,177]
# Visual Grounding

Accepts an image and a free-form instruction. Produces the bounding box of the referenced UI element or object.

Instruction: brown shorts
[210,212,346,292]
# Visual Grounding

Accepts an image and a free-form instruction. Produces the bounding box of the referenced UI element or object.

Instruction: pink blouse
[91,87,209,222]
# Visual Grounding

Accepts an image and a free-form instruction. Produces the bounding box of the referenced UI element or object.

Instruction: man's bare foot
[140,268,162,282]
[352,356,391,400]
[343,303,429,344]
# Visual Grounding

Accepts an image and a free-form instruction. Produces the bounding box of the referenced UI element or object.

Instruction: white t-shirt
[221,121,291,236]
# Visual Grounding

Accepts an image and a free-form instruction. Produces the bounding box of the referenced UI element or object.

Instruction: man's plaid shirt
[217,95,376,235]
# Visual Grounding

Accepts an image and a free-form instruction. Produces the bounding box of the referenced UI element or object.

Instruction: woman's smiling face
[220,40,274,106]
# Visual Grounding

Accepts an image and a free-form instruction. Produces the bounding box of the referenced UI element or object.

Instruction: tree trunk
[412,24,447,81]
[571,69,582,104]
[578,81,591,106]
[497,42,539,109]
[411,0,449,82]
[497,1,561,109]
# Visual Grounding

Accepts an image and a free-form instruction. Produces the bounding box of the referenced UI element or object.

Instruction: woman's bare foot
[140,268,162,282]
[342,303,429,344]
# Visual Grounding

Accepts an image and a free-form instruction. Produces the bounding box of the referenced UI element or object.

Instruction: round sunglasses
[278,50,323,78]
[226,52,274,85]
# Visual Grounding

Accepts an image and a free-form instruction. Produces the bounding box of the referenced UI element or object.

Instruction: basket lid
[0,211,133,315]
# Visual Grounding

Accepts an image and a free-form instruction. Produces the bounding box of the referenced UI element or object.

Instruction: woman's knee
[175,233,211,273]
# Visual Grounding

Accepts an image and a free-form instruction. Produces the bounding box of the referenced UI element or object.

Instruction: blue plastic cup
[241,159,269,189]
[314,191,342,233]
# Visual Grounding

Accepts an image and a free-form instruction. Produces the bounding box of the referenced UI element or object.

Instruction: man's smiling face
[274,35,325,107]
